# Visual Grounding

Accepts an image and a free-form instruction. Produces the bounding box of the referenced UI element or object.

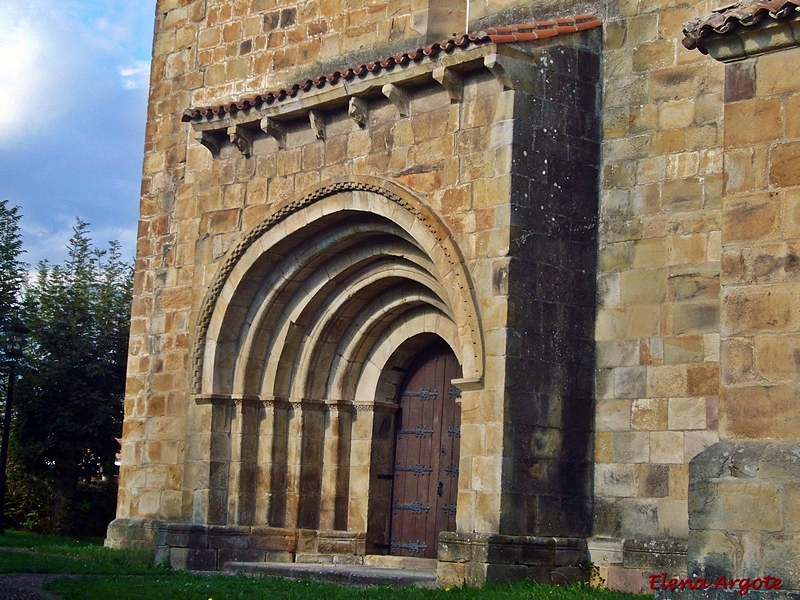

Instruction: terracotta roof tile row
[183,14,601,121]
[683,0,800,51]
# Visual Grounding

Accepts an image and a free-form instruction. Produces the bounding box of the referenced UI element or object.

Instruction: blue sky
[0,0,157,267]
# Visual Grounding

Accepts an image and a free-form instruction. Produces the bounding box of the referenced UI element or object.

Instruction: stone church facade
[106,0,800,591]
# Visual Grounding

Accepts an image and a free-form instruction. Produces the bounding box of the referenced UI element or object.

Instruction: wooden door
[389,345,461,558]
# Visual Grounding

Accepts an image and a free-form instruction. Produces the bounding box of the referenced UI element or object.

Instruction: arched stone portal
[185,179,483,538]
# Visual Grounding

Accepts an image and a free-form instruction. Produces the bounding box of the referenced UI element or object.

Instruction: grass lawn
[0,531,651,600]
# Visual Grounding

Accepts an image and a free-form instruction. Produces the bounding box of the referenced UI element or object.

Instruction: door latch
[437,481,444,497]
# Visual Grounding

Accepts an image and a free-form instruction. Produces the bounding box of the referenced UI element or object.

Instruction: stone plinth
[436,532,588,587]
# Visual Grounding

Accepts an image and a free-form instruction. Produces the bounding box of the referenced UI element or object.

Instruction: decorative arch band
[191,178,484,395]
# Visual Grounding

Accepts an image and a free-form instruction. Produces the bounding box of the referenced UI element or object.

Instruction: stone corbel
[227,125,255,157]
[381,83,410,117]
[308,109,326,140]
[432,66,463,103]
[260,117,286,149]
[194,130,226,158]
[348,97,369,128]
[483,53,531,92]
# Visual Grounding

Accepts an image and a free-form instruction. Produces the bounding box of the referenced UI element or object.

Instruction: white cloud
[0,6,60,145]
[0,0,154,267]
[119,60,151,90]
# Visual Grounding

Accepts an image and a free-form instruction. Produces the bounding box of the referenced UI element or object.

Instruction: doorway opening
[388,342,461,559]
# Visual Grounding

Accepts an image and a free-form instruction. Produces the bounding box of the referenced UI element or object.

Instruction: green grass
[48,575,650,600]
[0,530,156,575]
[0,531,651,600]
[0,529,104,549]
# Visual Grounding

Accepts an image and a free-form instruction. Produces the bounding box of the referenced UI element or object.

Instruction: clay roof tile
[683,0,800,51]
[183,14,601,122]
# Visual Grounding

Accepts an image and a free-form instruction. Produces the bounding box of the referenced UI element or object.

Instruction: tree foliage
[0,200,27,364]
[14,219,133,533]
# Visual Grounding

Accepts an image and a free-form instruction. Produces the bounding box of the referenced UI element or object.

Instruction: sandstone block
[614,432,650,463]
[596,399,632,432]
[690,480,782,531]
[595,463,639,498]
[615,366,647,398]
[632,398,668,431]
[668,397,707,431]
[724,98,782,147]
[620,268,666,305]
[664,336,704,365]
[720,384,800,439]
[770,141,800,188]
[722,286,796,335]
[722,193,780,243]
[647,365,687,397]
[650,431,684,464]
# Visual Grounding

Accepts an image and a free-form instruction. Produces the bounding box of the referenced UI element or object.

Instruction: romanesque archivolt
[192,179,484,400]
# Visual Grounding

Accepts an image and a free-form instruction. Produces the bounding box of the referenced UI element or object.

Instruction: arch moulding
[191,176,485,397]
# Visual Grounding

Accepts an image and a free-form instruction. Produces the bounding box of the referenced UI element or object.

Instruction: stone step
[363,555,437,570]
[224,561,438,588]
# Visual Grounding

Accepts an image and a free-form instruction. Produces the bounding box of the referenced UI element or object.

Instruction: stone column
[187,395,234,525]
[319,401,354,531]
[253,398,287,526]
[226,397,260,525]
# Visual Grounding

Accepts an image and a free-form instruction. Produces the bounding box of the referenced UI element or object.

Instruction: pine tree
[0,200,27,363]
[15,220,132,533]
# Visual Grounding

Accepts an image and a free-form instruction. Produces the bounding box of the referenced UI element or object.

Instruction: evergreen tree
[15,220,132,533]
[0,200,27,362]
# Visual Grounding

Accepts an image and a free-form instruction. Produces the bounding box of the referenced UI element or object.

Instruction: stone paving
[0,574,67,600]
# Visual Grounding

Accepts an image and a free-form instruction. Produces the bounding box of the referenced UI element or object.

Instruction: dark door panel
[390,345,461,558]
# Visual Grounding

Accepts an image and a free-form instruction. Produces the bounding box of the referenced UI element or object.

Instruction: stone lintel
[692,17,800,63]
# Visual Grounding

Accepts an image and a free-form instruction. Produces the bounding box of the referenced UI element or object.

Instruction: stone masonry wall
[120,0,528,534]
[191,0,467,108]
[685,35,800,591]
[718,44,800,441]
[592,0,726,588]
[116,0,754,588]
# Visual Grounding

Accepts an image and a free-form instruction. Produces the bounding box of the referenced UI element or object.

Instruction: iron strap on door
[390,539,428,554]
[395,462,432,475]
[392,500,430,514]
[401,388,438,401]
[397,426,434,438]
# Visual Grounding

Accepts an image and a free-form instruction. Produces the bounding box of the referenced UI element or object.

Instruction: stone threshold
[224,559,437,588]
